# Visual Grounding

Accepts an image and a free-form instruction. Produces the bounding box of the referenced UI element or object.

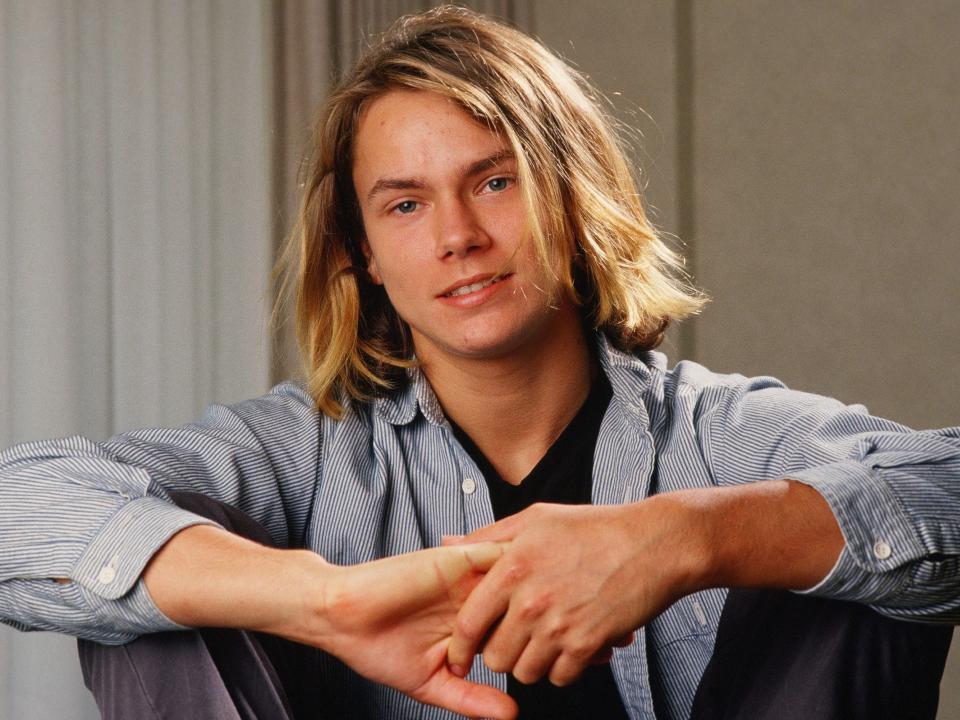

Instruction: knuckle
[518,593,551,621]
[567,636,597,662]
[503,561,530,584]
[543,616,570,642]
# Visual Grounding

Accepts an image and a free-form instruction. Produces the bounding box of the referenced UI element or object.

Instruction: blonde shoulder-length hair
[276,5,706,418]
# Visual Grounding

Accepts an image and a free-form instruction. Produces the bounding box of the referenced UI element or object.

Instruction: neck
[417,310,595,485]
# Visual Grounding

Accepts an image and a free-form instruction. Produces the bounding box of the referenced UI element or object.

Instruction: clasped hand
[328,500,693,720]
[444,502,689,689]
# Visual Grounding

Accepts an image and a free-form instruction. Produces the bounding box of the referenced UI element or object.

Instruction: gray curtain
[1,1,272,716]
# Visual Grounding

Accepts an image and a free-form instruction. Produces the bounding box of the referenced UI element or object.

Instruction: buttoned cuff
[72,494,221,600]
[788,461,926,603]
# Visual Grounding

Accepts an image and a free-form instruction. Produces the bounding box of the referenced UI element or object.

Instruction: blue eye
[486,177,510,192]
[394,200,418,214]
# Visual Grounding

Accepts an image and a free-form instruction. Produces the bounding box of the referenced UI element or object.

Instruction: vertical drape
[0,0,272,716]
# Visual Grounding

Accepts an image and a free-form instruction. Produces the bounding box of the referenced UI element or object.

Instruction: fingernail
[449,664,466,677]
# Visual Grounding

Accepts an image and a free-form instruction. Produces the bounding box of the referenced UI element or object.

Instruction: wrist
[259,548,342,651]
[612,495,715,608]
[638,491,720,596]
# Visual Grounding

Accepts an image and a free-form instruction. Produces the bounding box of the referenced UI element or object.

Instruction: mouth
[439,273,512,298]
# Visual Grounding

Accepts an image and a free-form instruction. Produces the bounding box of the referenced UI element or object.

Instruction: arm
[0,382,320,641]
[704,378,960,618]
[445,479,840,685]
[0,379,517,718]
[447,377,960,684]
[144,525,518,719]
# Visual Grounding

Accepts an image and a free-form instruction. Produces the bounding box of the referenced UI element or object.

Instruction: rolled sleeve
[791,462,927,578]
[704,377,960,621]
[72,495,220,600]
[790,462,920,603]
[0,381,321,641]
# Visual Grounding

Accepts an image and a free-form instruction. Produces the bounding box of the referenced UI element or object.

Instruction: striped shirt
[1,334,958,719]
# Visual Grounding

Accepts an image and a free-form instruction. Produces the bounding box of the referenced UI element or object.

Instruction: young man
[1,6,957,720]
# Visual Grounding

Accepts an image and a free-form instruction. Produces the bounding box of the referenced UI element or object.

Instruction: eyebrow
[364,149,516,204]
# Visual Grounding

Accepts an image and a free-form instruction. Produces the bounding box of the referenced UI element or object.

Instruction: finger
[423,667,519,720]
[457,541,510,574]
[479,608,532,676]
[510,637,562,685]
[441,534,466,546]
[447,569,512,675]
[547,650,592,688]
[430,542,509,594]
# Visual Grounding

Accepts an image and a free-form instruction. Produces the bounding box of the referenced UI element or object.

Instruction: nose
[434,197,490,259]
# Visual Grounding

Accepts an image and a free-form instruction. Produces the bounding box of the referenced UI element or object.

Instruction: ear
[360,238,383,285]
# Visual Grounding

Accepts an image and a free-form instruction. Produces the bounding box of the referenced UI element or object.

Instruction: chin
[409,326,518,362]
[447,328,535,360]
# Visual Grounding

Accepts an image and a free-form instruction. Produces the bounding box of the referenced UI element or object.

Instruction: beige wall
[536,1,959,716]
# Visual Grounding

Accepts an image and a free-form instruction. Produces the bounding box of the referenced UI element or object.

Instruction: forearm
[661,479,844,594]
[143,525,332,645]
[146,527,514,718]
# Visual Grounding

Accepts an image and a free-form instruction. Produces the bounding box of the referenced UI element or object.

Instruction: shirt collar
[373,332,664,427]
[374,364,445,426]
[595,333,663,432]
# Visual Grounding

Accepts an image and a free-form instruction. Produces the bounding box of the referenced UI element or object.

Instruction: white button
[873,540,892,560]
[97,565,117,584]
[461,478,477,495]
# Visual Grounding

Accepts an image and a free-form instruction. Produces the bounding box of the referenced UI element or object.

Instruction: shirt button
[461,478,477,495]
[97,565,117,584]
[873,540,892,560]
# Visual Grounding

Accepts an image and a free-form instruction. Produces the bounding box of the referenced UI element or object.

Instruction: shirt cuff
[787,461,926,603]
[71,494,221,601]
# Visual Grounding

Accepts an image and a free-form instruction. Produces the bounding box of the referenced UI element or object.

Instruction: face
[352,89,580,365]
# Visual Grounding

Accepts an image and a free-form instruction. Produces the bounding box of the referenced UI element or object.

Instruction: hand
[144,525,517,718]
[314,543,519,720]
[445,500,703,687]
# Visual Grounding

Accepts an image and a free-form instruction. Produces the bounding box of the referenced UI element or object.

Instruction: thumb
[457,541,510,573]
[423,670,518,720]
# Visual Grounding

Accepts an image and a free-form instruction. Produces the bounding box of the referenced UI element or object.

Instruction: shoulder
[207,380,319,425]
[599,335,855,436]
[599,334,787,409]
[187,381,330,455]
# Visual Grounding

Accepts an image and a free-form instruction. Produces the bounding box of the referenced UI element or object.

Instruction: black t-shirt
[450,372,630,720]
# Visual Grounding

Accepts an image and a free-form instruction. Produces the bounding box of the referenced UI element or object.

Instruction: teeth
[446,276,503,297]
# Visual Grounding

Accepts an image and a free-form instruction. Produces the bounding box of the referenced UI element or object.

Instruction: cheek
[371,248,424,301]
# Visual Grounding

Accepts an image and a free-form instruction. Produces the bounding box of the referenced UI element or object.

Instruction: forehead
[352,89,508,187]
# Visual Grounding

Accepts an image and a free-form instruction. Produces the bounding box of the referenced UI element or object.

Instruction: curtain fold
[1,1,272,716]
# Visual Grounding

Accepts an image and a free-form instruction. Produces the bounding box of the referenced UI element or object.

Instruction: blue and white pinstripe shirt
[2,335,958,719]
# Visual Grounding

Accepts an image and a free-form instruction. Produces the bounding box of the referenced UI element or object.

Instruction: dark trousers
[689,588,953,720]
[79,494,954,719]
